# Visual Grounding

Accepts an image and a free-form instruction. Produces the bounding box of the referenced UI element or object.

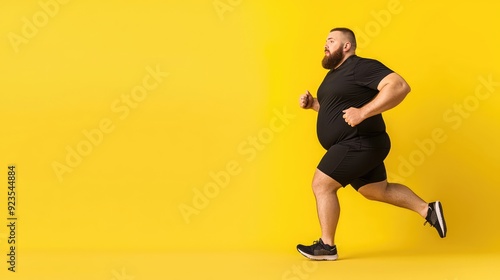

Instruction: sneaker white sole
[297,249,338,261]
[434,201,447,238]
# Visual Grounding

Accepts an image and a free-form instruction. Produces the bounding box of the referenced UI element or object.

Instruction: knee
[311,178,323,196]
[311,169,342,196]
[312,177,340,197]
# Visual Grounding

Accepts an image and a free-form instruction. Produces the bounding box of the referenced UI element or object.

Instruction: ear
[343,42,351,52]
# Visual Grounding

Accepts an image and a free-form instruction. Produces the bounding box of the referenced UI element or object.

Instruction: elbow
[404,84,411,95]
[401,81,411,96]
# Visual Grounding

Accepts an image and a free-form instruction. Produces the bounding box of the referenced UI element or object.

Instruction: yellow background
[1,0,500,279]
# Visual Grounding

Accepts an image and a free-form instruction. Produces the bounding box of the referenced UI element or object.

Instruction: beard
[322,47,344,70]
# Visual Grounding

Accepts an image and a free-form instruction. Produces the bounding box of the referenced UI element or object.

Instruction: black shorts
[317,133,391,190]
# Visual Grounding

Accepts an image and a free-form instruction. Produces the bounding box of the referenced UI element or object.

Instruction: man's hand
[299,90,319,111]
[342,73,411,127]
[342,107,364,127]
[299,90,313,109]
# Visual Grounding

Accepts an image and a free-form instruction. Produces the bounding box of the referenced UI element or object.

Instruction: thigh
[317,143,389,188]
[350,162,388,190]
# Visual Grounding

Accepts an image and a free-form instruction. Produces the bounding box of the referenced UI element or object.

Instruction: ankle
[321,237,335,247]
[421,203,430,219]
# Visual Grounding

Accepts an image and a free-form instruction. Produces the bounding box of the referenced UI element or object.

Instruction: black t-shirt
[316,55,393,149]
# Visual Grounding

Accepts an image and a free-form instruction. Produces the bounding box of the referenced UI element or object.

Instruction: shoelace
[423,206,435,227]
[314,239,335,251]
[424,215,438,227]
[312,240,328,250]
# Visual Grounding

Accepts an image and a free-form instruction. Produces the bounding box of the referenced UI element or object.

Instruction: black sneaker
[424,201,447,238]
[296,239,338,261]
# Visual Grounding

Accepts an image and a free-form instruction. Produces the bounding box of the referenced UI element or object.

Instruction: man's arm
[342,72,410,126]
[299,90,320,112]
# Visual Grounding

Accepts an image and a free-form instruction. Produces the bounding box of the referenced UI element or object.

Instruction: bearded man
[296,27,447,261]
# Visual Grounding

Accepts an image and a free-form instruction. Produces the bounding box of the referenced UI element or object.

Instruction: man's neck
[334,53,356,70]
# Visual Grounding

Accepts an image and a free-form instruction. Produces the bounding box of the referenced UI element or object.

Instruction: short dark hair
[330,27,357,50]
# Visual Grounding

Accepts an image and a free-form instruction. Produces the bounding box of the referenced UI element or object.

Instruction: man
[296,27,447,261]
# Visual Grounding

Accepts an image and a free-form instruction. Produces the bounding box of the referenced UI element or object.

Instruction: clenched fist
[299,90,316,110]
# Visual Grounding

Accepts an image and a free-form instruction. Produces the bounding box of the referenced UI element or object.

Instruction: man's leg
[357,180,428,217]
[296,168,342,260]
[358,180,447,237]
[312,168,343,246]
